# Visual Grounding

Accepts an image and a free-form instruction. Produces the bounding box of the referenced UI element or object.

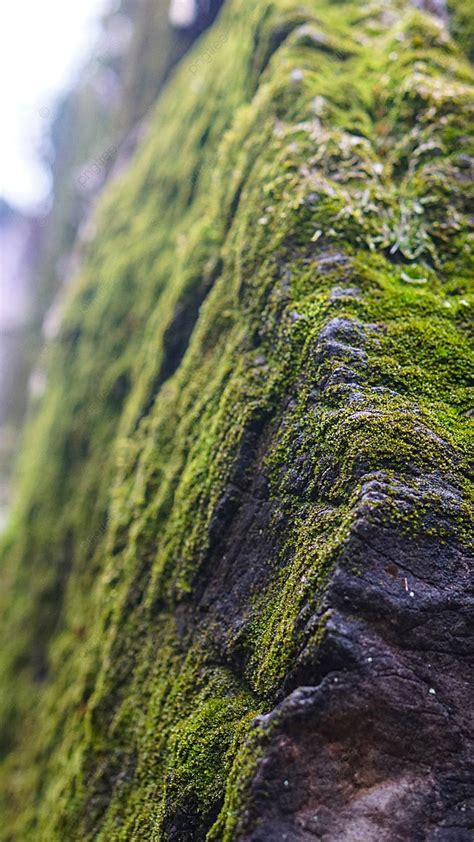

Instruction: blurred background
[0,0,223,529]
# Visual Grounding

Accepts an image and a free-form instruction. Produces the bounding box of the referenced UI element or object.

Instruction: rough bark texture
[0,0,472,839]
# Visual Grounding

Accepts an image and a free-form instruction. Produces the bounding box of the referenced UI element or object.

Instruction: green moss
[448,0,474,60]
[0,0,472,838]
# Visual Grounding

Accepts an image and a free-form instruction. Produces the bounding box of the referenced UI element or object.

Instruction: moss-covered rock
[0,0,472,839]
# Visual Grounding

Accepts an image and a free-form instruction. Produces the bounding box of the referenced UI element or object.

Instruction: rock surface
[0,0,472,839]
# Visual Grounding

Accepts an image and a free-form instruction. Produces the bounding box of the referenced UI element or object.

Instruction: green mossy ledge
[0,0,473,839]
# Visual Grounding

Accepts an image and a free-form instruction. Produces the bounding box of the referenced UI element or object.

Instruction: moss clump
[0,0,472,839]
[448,0,474,61]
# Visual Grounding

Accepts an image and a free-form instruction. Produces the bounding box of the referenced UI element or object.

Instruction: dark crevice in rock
[134,259,223,431]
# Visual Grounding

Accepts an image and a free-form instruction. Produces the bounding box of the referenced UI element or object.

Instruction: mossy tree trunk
[0,0,472,839]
